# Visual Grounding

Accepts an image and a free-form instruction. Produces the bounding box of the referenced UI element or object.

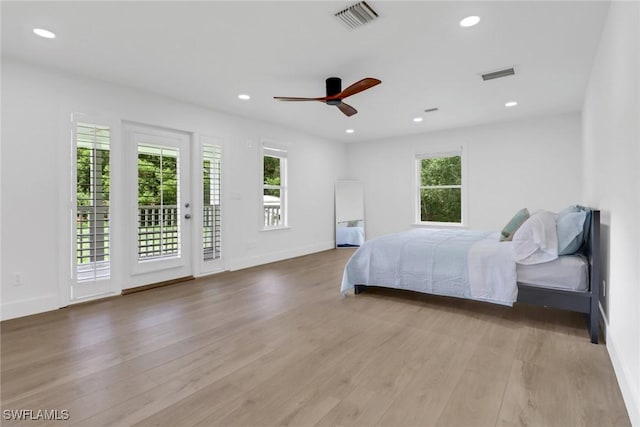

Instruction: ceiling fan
[274,77,381,117]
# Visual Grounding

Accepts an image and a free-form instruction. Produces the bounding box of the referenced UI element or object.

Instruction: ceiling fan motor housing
[326,77,342,105]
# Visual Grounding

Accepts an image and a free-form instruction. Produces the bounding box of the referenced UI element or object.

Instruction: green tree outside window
[418,155,462,223]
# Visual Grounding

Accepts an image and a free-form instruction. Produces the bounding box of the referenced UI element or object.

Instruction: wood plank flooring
[1,249,630,426]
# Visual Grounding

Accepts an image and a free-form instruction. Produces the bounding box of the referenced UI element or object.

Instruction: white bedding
[341,229,518,306]
[517,254,588,291]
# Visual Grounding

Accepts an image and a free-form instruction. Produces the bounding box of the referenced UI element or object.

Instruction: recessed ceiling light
[413,117,424,123]
[237,94,251,100]
[459,16,480,28]
[33,28,56,39]
[345,129,355,134]
[505,101,518,107]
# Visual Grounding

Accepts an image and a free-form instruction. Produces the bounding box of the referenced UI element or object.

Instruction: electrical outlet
[14,273,22,286]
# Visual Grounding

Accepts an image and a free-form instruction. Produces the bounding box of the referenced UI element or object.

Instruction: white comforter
[340,228,518,306]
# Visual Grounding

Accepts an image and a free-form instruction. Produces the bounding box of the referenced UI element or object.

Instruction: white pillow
[512,210,559,265]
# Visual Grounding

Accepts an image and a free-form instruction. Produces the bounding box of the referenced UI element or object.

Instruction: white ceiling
[1,1,609,143]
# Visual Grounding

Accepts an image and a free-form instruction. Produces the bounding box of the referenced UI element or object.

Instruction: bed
[337,225,365,247]
[341,207,600,343]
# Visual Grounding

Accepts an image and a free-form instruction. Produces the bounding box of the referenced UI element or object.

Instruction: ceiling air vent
[424,107,439,113]
[335,1,379,29]
[481,67,515,81]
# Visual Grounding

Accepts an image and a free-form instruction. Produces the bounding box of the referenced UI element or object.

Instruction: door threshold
[122,276,195,295]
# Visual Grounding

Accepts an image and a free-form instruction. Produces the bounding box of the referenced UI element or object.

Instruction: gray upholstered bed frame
[354,208,601,344]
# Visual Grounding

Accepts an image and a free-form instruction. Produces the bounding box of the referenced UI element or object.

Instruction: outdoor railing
[137,205,179,259]
[76,205,109,265]
[204,204,221,260]
[78,204,278,263]
[264,205,281,227]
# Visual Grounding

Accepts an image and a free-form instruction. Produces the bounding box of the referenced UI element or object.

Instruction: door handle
[185,214,192,219]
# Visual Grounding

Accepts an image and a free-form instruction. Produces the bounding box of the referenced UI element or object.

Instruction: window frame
[261,143,288,230]
[73,120,112,284]
[68,112,120,303]
[414,148,467,227]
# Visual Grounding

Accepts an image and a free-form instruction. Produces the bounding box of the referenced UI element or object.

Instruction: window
[137,145,180,259]
[262,145,287,228]
[203,143,221,261]
[75,122,111,281]
[416,151,463,224]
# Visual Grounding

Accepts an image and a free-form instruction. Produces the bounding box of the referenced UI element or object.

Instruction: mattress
[516,254,588,292]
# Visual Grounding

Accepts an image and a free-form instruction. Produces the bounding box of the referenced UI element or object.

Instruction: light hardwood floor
[1,249,630,426]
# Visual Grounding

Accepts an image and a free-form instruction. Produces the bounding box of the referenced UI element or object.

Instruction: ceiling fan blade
[273,96,327,102]
[335,78,381,99]
[337,102,358,117]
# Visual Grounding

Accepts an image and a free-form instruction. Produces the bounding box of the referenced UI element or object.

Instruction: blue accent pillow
[556,206,588,255]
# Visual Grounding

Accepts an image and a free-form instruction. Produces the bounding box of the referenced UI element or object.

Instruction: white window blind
[76,122,111,282]
[203,144,221,261]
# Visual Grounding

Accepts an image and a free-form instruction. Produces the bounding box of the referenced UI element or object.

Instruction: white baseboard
[601,303,640,426]
[227,241,335,271]
[1,294,59,321]
[194,268,225,278]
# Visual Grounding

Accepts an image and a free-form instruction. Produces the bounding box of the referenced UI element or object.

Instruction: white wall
[1,58,347,320]
[582,2,640,425]
[346,113,583,238]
